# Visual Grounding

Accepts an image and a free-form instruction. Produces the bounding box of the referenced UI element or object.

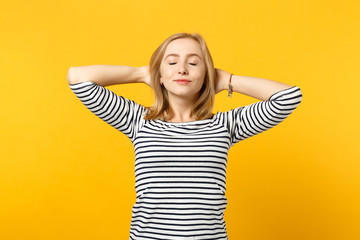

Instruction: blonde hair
[144,33,216,121]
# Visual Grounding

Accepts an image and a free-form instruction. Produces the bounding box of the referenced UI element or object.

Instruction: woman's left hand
[215,68,231,94]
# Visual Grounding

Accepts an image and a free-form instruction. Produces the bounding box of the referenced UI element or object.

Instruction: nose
[178,62,189,75]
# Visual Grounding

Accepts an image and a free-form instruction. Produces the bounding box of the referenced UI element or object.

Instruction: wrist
[227,74,234,97]
[135,66,144,83]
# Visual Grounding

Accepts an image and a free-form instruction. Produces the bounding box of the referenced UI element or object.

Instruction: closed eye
[168,62,197,66]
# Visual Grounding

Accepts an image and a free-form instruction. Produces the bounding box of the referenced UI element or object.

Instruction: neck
[166,94,198,122]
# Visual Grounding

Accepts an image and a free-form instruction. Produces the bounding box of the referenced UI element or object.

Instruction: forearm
[216,69,293,101]
[67,65,146,87]
[231,75,293,101]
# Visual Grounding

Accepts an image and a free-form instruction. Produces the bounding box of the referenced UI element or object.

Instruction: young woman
[67,32,302,240]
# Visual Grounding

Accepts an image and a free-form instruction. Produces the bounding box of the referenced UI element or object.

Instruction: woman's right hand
[139,65,152,88]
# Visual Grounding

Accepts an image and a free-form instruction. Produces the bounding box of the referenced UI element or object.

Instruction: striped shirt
[69,81,302,240]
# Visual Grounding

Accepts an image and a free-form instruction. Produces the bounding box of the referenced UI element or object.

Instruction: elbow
[67,67,80,85]
[291,87,303,110]
[296,87,303,104]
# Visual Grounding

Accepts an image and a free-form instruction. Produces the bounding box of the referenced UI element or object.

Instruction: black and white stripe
[69,81,302,240]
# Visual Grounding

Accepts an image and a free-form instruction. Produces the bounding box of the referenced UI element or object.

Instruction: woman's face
[159,38,206,101]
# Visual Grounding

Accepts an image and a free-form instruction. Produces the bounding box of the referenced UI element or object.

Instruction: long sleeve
[222,86,303,146]
[68,81,145,141]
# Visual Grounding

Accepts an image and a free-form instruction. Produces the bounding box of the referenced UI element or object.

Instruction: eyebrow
[164,53,202,60]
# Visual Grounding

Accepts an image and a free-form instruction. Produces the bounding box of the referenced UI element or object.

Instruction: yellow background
[1,0,359,239]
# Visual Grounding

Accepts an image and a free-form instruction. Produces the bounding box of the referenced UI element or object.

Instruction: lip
[174,79,191,84]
